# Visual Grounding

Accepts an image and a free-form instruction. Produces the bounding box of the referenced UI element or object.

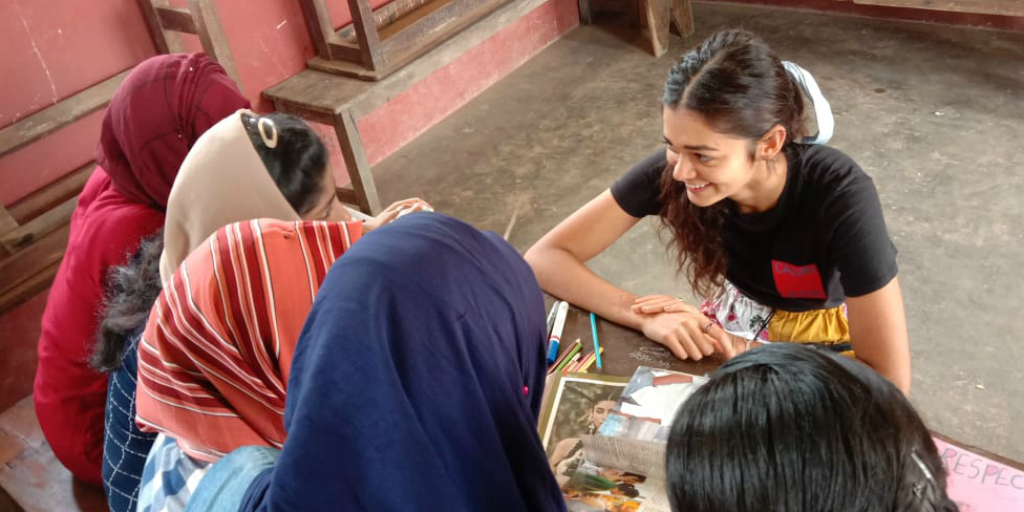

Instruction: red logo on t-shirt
[771,260,827,299]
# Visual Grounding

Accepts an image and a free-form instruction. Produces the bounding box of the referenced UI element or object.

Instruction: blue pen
[590,312,602,370]
[546,301,570,365]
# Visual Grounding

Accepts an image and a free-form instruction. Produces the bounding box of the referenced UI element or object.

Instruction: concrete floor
[373,2,1024,460]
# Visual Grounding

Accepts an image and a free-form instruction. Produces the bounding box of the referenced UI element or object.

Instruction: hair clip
[910,451,935,499]
[258,117,279,149]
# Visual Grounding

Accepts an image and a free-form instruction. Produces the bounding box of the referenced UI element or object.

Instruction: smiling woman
[524,28,911,393]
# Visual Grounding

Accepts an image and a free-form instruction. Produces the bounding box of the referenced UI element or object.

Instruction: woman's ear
[758,124,788,161]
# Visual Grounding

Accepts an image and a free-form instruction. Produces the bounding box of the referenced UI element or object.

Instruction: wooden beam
[854,0,1024,16]
[8,163,93,224]
[333,109,381,214]
[336,186,358,206]
[188,0,244,92]
[671,0,694,37]
[156,6,198,34]
[136,0,186,53]
[0,70,130,158]
[326,38,366,63]
[297,0,337,59]
[579,0,593,24]
[0,224,69,298]
[368,0,511,80]
[347,0,387,70]
[644,0,672,57]
[267,0,551,115]
[0,206,18,236]
[337,0,435,41]
[0,260,61,315]
[0,197,77,253]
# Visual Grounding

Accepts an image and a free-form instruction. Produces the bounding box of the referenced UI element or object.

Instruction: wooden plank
[0,70,130,158]
[337,0,435,40]
[336,185,358,206]
[188,0,244,92]
[0,198,77,253]
[854,0,1024,16]
[377,0,511,71]
[348,0,387,70]
[0,206,18,236]
[644,0,672,57]
[136,0,179,53]
[156,6,198,34]
[7,163,93,224]
[579,0,592,24]
[334,109,381,214]
[0,224,69,298]
[264,0,550,115]
[349,0,548,116]
[326,38,366,63]
[297,0,336,59]
[671,0,694,37]
[0,261,59,315]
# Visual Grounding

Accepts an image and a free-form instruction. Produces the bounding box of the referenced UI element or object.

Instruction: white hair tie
[782,61,834,145]
[257,117,279,149]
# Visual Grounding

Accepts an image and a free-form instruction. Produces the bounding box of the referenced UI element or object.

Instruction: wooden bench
[577,0,694,57]
[0,0,241,316]
[263,0,555,215]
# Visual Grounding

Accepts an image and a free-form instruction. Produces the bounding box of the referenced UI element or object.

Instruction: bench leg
[578,0,592,25]
[671,0,693,37]
[333,108,381,215]
[644,0,671,58]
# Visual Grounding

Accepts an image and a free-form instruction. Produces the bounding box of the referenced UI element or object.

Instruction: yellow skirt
[701,281,854,356]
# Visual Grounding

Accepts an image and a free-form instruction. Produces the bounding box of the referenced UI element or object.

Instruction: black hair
[241,113,329,215]
[658,28,808,297]
[91,231,164,372]
[666,343,958,512]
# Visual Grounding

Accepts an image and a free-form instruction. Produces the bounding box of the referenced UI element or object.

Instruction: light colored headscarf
[159,109,299,283]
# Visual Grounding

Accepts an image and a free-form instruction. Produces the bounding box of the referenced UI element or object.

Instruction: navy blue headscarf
[240,213,566,512]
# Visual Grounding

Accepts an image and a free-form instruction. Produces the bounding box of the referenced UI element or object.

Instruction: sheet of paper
[934,437,1024,512]
[636,479,672,512]
[582,434,667,480]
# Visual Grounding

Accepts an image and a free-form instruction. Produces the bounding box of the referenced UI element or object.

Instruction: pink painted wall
[0,0,578,411]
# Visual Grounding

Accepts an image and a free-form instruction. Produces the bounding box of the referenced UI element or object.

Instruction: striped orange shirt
[136,218,362,462]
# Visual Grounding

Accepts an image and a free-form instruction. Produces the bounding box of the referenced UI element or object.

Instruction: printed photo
[539,374,629,487]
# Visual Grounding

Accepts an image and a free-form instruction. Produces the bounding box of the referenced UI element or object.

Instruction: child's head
[666,343,958,512]
[242,113,343,221]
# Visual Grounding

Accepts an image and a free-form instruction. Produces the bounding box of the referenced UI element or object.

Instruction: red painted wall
[0,0,577,411]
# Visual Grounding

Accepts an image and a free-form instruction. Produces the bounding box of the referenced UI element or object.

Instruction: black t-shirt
[610,144,898,311]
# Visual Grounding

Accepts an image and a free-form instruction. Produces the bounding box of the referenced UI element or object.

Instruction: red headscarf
[96,53,251,209]
[35,53,248,485]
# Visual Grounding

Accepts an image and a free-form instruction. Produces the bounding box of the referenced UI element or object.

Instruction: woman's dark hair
[242,113,328,215]
[666,344,959,512]
[658,29,807,297]
[91,231,164,372]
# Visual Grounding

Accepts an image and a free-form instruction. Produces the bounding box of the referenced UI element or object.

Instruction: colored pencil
[590,312,603,369]
[568,351,593,373]
[553,342,582,374]
[578,348,603,373]
[561,353,582,375]
[547,339,581,374]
